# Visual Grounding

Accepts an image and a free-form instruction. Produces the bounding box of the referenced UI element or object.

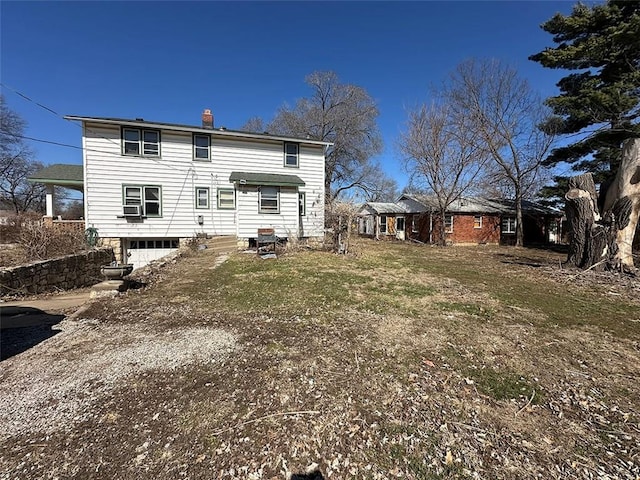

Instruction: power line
[1,82,122,149]
[1,82,61,118]
[13,133,83,150]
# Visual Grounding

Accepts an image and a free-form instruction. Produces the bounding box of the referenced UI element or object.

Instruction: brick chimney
[202,109,213,129]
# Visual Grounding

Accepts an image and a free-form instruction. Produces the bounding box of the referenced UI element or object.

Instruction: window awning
[229,171,305,187]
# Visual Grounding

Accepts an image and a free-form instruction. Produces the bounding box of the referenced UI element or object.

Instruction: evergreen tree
[530,0,640,186]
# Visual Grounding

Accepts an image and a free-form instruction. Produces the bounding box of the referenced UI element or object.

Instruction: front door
[396,216,405,240]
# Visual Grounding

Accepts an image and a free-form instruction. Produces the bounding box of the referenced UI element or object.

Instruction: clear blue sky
[1,1,576,190]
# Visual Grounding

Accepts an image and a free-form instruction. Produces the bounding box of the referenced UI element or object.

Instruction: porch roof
[28,164,84,190]
[229,171,305,187]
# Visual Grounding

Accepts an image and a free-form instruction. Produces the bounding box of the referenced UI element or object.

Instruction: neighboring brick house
[359,194,562,246]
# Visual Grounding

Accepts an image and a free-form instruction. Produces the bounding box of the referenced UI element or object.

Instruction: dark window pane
[124,142,139,155]
[143,144,159,155]
[124,129,140,141]
[145,203,160,216]
[286,143,298,155]
[143,131,158,142]
[195,135,209,147]
[145,188,159,201]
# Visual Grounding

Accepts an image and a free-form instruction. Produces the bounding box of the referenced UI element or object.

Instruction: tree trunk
[602,138,640,271]
[564,173,607,269]
[439,208,447,246]
[565,138,640,271]
[515,187,524,247]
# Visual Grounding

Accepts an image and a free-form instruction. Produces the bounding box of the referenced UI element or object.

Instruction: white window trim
[380,215,387,234]
[195,186,210,209]
[502,216,516,234]
[444,214,453,233]
[217,188,236,210]
[284,142,299,168]
[396,216,405,232]
[474,215,483,229]
[122,127,160,157]
[299,191,306,216]
[193,134,211,161]
[259,186,280,214]
[123,184,162,217]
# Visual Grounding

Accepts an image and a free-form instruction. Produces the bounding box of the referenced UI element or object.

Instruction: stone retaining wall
[0,248,114,296]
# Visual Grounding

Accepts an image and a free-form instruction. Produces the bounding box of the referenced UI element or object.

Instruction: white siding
[82,123,325,240]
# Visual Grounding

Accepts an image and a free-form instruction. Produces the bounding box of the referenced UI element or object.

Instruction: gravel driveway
[0,316,237,441]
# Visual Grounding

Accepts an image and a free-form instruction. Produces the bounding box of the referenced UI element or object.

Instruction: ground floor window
[195,187,210,209]
[299,192,306,216]
[396,216,405,232]
[123,185,162,217]
[474,215,482,229]
[380,215,387,234]
[218,188,236,209]
[259,186,279,213]
[129,239,179,249]
[411,217,418,233]
[444,214,453,233]
[502,216,516,234]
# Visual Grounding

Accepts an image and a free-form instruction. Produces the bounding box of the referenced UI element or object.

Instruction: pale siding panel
[83,122,325,240]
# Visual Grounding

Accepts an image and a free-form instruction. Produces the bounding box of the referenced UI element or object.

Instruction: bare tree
[267,71,385,203]
[361,164,398,202]
[0,96,45,214]
[398,102,489,245]
[443,59,556,246]
[239,116,266,133]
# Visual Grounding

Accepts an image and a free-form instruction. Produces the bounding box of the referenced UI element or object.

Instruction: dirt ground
[0,240,638,479]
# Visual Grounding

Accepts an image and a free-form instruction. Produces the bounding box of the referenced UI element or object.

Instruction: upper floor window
[474,215,483,229]
[444,215,453,233]
[123,185,162,217]
[123,128,160,156]
[502,217,516,234]
[193,134,211,160]
[284,143,299,167]
[259,186,279,213]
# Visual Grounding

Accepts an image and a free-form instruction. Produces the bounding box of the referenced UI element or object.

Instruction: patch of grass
[465,367,542,402]
[387,243,640,338]
[436,301,493,318]
[188,252,373,314]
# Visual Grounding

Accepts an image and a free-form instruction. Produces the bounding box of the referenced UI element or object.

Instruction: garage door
[126,238,179,269]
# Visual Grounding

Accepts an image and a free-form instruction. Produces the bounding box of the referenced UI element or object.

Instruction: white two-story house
[65,110,329,268]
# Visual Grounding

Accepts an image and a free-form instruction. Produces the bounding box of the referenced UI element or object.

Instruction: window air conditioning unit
[123,204,142,216]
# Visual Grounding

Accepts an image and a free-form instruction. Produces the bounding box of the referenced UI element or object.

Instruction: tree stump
[565,138,640,272]
[602,138,640,271]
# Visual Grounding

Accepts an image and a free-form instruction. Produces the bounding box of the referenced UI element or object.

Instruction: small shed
[357,202,408,240]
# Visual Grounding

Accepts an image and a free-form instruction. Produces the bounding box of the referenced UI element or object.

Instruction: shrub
[19,220,88,260]
[0,213,41,244]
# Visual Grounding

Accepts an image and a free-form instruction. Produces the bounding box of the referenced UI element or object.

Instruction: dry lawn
[0,239,639,479]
